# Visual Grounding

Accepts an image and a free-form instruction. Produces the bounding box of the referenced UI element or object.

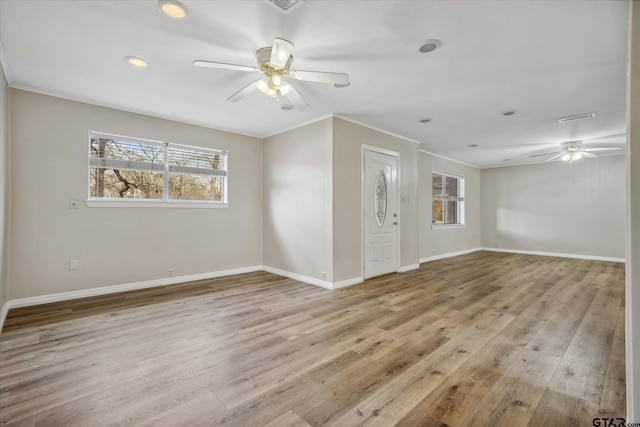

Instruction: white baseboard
[1,246,625,332]
[260,266,334,289]
[0,304,9,335]
[419,247,482,264]
[0,265,262,333]
[333,277,363,289]
[398,264,420,272]
[0,264,365,332]
[481,247,626,263]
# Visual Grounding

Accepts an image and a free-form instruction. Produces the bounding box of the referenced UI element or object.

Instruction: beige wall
[8,90,263,300]
[481,155,626,259]
[418,151,481,260]
[626,0,640,419]
[263,118,333,282]
[332,118,419,281]
[0,64,7,307]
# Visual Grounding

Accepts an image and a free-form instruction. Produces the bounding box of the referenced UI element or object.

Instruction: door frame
[361,144,401,280]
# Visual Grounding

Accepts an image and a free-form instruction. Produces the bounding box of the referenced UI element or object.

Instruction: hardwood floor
[0,251,626,426]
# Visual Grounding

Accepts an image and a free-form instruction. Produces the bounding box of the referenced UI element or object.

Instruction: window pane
[91,137,163,164]
[168,146,226,174]
[446,200,457,224]
[445,176,458,197]
[90,168,163,199]
[168,174,224,201]
[432,173,443,197]
[432,199,443,224]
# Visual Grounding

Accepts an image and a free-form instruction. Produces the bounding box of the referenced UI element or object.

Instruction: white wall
[481,155,626,259]
[332,117,419,281]
[0,60,8,307]
[8,90,263,300]
[418,151,481,260]
[263,118,334,282]
[626,0,640,419]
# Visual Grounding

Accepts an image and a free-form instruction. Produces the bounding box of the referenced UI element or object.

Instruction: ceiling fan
[194,38,350,110]
[530,139,622,164]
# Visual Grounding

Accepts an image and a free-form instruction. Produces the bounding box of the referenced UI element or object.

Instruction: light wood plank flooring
[0,251,626,426]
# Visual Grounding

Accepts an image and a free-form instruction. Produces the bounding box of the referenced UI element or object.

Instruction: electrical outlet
[69,259,79,270]
[322,271,326,280]
[168,268,173,277]
[495,243,499,248]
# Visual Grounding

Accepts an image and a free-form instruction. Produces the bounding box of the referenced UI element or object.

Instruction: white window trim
[431,223,466,230]
[431,169,466,228]
[88,131,228,207]
[84,200,229,209]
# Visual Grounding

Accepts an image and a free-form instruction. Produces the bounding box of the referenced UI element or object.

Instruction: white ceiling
[0,0,629,168]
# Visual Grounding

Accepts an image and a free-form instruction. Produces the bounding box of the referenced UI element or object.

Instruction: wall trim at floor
[419,248,482,264]
[333,277,364,289]
[0,265,368,332]
[3,247,624,332]
[481,247,626,263]
[418,247,625,264]
[398,264,420,272]
[0,265,262,333]
[261,265,334,289]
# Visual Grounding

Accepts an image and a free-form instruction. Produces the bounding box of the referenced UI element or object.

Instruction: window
[432,171,465,226]
[89,132,227,204]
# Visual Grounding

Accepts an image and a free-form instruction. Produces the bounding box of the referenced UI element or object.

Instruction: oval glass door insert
[375,170,388,228]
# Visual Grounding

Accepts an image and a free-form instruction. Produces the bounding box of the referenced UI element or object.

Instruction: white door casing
[363,149,398,279]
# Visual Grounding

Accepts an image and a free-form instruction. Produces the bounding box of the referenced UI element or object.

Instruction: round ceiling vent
[418,39,442,53]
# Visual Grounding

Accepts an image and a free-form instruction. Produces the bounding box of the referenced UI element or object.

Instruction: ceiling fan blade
[270,38,294,69]
[282,85,308,110]
[289,70,350,86]
[530,151,561,158]
[193,60,258,73]
[227,80,259,103]
[583,146,622,152]
[544,153,565,162]
[585,133,626,144]
[582,151,598,158]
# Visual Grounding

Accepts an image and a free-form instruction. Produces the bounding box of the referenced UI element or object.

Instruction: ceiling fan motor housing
[561,140,583,152]
[256,47,292,73]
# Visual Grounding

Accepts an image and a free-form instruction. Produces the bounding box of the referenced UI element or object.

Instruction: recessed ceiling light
[334,82,350,88]
[157,0,189,19]
[418,39,442,53]
[126,56,148,68]
[281,105,294,111]
[556,112,596,123]
[502,111,516,116]
[469,144,478,148]
[418,118,431,123]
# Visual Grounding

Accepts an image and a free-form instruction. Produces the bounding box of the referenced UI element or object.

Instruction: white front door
[363,150,398,279]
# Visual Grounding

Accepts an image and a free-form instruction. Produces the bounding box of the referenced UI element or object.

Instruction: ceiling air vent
[556,112,596,124]
[265,0,305,14]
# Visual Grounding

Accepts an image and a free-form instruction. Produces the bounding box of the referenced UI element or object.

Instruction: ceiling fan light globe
[271,75,284,88]
[574,152,583,160]
[561,154,571,161]
[256,79,269,94]
[266,88,278,98]
[279,84,292,96]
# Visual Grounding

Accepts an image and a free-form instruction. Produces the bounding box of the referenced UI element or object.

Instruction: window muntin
[432,171,465,226]
[89,132,227,203]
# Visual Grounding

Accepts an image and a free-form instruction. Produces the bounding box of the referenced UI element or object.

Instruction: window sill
[85,199,229,209]
[431,224,466,230]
